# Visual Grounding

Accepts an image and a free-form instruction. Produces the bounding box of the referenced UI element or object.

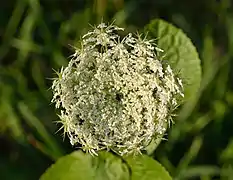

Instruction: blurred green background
[1,0,233,179]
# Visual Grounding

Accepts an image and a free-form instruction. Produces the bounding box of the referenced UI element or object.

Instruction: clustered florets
[51,23,184,156]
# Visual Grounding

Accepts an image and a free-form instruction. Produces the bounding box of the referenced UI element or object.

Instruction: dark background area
[1,0,233,179]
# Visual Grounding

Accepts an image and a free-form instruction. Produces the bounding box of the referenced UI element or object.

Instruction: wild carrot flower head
[51,23,184,156]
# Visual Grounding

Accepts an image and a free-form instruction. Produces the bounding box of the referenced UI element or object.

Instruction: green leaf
[40,151,130,180]
[144,19,202,100]
[124,154,172,180]
[40,151,172,180]
[143,19,202,155]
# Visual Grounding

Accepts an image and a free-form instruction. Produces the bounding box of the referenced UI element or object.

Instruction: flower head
[51,23,184,156]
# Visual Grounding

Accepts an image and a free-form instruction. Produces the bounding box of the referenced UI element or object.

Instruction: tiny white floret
[51,22,184,156]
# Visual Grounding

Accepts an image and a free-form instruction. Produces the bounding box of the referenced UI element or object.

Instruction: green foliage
[40,151,129,180]
[144,19,202,155]
[1,0,233,180]
[40,151,172,180]
[145,19,202,101]
[42,17,201,179]
[125,154,172,180]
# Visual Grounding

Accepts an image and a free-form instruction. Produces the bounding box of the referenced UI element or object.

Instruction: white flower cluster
[51,23,184,156]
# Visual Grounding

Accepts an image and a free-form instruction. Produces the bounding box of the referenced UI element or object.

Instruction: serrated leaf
[144,19,201,100]
[40,151,130,180]
[143,19,202,155]
[124,154,172,180]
